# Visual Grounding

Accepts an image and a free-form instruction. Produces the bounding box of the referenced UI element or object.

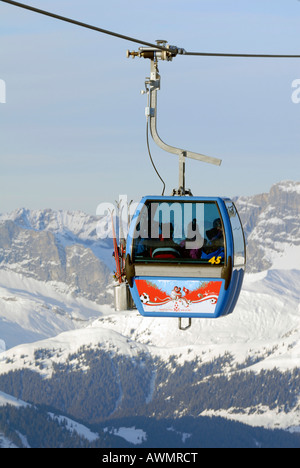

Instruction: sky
[0,0,300,215]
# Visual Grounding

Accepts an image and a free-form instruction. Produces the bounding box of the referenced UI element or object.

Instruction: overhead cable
[1,0,300,59]
[185,51,300,58]
[0,0,169,51]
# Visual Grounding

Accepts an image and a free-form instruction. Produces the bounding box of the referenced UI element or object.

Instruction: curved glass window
[132,200,225,265]
[225,201,246,267]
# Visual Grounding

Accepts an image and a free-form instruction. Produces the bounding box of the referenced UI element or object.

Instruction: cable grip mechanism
[127,40,185,61]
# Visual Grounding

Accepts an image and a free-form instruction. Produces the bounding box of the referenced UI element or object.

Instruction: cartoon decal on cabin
[135,279,223,314]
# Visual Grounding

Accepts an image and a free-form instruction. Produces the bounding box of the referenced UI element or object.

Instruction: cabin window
[132,201,225,265]
[225,201,246,267]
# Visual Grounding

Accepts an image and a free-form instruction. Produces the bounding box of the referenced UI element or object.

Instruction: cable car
[118,43,246,329]
[125,196,246,323]
[4,2,298,331]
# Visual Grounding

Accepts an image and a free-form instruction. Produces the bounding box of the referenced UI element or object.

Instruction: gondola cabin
[125,196,246,319]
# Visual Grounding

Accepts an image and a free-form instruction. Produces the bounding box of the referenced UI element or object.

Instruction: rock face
[0,209,114,304]
[235,180,300,272]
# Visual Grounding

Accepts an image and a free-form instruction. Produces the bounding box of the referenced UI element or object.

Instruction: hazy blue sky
[0,0,300,214]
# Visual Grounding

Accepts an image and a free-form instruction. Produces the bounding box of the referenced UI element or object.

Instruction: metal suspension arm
[145,57,221,193]
[147,59,222,168]
[128,42,222,194]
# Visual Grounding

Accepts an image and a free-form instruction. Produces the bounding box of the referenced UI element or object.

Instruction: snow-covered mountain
[0,207,114,298]
[237,180,300,272]
[0,269,114,349]
[0,208,116,348]
[0,180,299,447]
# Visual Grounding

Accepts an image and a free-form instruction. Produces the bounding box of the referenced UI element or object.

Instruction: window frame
[131,199,227,267]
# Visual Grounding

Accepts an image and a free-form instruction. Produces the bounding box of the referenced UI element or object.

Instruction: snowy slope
[0,266,299,375]
[0,266,299,431]
[0,388,148,447]
[0,269,114,349]
[0,390,100,447]
[0,434,19,449]
[0,390,28,409]
[0,206,299,430]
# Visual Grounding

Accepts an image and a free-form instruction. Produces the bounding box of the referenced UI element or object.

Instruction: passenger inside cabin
[202,218,225,261]
[180,219,204,259]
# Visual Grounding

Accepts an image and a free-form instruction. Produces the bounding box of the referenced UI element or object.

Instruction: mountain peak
[272,179,300,194]
[236,180,300,272]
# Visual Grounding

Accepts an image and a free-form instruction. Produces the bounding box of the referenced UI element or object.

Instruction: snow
[270,245,300,271]
[0,208,96,240]
[0,391,29,408]
[0,421,98,448]
[0,391,99,444]
[0,263,297,433]
[0,434,19,449]
[0,269,114,349]
[276,180,300,194]
[1,266,299,379]
[0,208,115,271]
[167,426,192,443]
[104,426,147,445]
[201,406,300,432]
[49,413,99,443]
[0,323,147,378]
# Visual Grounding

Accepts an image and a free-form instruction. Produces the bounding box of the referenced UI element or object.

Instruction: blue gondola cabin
[125,196,246,319]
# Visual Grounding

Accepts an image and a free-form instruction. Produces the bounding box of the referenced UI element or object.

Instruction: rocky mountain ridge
[236,180,300,272]
[0,208,114,305]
